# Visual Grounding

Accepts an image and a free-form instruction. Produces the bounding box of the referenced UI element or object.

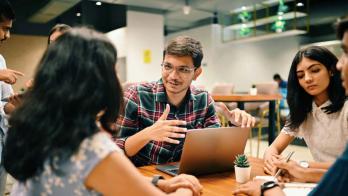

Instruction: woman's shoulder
[78,132,122,159]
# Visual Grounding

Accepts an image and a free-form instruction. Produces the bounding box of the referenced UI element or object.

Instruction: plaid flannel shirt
[115,79,220,166]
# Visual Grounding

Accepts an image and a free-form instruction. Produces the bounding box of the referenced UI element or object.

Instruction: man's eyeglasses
[161,63,196,74]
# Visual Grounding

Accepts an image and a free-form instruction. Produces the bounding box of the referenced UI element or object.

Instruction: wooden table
[139,157,266,196]
[212,94,282,144]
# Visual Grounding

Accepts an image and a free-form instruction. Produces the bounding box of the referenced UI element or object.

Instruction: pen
[273,151,295,179]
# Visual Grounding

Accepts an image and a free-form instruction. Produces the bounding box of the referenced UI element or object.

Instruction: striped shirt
[115,79,220,166]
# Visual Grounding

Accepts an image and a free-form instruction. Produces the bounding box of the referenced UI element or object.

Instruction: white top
[0,54,14,134]
[0,54,14,164]
[282,100,348,162]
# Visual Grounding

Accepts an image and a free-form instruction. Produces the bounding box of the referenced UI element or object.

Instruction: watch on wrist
[299,160,309,168]
[261,181,279,196]
[151,175,165,187]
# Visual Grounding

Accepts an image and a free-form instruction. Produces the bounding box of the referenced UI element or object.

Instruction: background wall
[0,34,46,92]
[1,23,301,93]
[166,24,300,92]
[126,11,164,82]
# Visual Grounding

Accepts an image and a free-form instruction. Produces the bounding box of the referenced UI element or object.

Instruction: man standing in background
[0,0,24,194]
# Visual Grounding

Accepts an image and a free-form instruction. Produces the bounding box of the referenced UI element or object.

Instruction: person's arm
[307,161,332,169]
[116,87,186,157]
[232,179,285,196]
[85,152,202,196]
[121,104,186,157]
[217,102,256,128]
[263,131,294,175]
[0,69,24,84]
[275,160,326,183]
[308,146,348,196]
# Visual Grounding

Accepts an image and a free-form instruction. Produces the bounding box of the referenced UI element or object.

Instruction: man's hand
[157,174,202,196]
[0,69,24,84]
[144,104,187,144]
[218,102,256,127]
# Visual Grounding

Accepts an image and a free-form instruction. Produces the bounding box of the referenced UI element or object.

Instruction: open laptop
[156,127,250,176]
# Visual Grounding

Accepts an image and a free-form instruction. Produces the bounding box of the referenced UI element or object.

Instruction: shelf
[226,11,307,30]
[225,29,307,44]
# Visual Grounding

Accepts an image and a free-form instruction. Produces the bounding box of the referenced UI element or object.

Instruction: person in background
[0,0,24,195]
[24,23,72,89]
[273,74,287,89]
[47,23,71,44]
[4,27,202,196]
[116,36,255,166]
[232,19,348,196]
[273,73,288,109]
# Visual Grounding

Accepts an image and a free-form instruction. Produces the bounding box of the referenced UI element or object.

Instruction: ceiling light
[96,1,102,6]
[296,2,304,7]
[76,12,81,17]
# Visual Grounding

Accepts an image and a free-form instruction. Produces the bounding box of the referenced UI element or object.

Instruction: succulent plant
[234,154,250,168]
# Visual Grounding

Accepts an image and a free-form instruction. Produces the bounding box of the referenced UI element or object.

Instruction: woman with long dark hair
[4,27,201,196]
[263,46,348,182]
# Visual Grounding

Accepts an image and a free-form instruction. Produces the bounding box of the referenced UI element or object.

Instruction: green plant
[234,154,250,168]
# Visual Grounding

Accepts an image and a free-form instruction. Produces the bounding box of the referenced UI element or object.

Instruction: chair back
[211,83,234,95]
[255,82,279,94]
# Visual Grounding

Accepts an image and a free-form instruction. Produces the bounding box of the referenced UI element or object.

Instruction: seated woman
[3,27,202,196]
[263,46,348,182]
[232,18,348,196]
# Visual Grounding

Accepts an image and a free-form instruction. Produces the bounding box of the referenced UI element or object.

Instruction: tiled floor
[3,137,312,195]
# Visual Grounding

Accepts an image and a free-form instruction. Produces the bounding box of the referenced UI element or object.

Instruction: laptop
[156,127,250,176]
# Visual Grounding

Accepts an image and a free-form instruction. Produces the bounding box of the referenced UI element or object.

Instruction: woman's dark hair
[287,46,345,129]
[4,27,123,181]
[48,23,71,44]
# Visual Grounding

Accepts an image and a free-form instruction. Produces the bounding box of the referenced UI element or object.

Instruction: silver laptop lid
[178,127,250,176]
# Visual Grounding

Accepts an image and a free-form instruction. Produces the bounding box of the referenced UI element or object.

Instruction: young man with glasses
[116,36,255,166]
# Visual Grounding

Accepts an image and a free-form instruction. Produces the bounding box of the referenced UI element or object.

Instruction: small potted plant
[249,84,257,95]
[234,154,251,183]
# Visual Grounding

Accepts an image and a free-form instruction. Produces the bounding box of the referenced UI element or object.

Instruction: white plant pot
[249,88,257,95]
[234,165,251,183]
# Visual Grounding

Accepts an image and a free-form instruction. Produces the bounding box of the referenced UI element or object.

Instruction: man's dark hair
[48,23,72,44]
[337,19,348,39]
[163,36,203,68]
[0,0,15,22]
[273,73,281,80]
